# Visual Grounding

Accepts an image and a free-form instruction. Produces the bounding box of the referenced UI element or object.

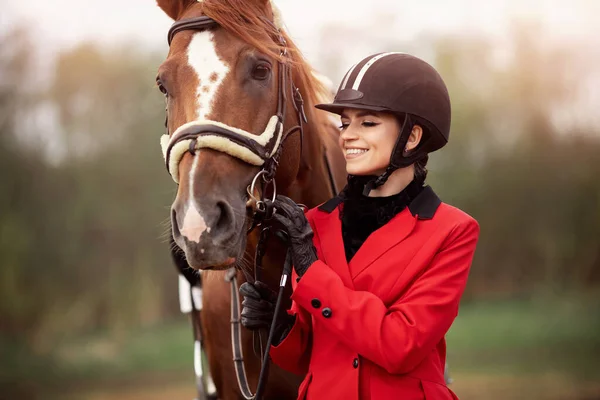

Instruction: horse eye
[252,64,271,80]
[156,77,168,95]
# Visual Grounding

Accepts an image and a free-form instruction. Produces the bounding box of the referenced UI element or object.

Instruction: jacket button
[311,298,321,308]
[322,307,332,318]
[353,358,359,368]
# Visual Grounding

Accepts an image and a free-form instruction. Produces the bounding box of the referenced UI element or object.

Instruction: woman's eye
[362,121,378,127]
[339,122,349,130]
[252,63,271,80]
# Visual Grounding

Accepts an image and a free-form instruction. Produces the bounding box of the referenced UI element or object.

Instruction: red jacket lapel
[312,207,355,289]
[348,208,417,279]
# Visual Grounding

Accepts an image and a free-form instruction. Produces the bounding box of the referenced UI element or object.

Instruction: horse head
[157,0,335,270]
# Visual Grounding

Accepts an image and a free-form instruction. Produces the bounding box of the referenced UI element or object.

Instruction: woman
[240,52,479,400]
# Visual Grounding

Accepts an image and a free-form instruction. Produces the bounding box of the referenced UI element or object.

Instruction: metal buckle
[247,170,277,205]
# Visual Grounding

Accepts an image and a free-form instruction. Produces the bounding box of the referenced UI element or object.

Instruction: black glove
[271,195,318,278]
[239,281,295,345]
[240,281,277,330]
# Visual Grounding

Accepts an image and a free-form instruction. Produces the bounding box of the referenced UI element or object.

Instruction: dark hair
[396,113,430,183]
[414,154,428,183]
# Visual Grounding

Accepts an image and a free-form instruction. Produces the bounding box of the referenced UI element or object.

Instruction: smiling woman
[315,52,450,197]
[335,109,429,197]
[240,52,480,400]
[338,110,403,175]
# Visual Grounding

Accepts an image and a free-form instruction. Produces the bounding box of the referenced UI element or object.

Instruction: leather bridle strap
[226,247,293,400]
[168,16,217,45]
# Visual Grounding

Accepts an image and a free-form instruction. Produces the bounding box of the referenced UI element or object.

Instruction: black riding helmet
[315,52,451,195]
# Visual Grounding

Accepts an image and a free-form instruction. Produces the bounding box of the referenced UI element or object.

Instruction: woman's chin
[345,154,389,175]
[346,166,383,176]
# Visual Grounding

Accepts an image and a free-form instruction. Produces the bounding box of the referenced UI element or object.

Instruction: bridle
[163,14,307,400]
[161,16,307,189]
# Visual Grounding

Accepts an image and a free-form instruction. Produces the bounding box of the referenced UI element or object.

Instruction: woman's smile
[345,148,369,159]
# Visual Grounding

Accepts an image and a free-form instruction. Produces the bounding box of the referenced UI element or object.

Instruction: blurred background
[1,0,599,399]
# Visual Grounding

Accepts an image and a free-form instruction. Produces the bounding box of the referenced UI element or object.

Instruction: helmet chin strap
[362,114,414,196]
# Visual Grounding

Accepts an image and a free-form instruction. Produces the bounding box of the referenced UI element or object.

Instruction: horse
[155,0,346,398]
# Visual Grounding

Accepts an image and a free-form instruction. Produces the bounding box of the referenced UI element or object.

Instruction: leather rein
[165,15,305,400]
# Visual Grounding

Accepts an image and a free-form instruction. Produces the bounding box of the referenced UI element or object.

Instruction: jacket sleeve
[269,268,313,376]
[291,219,479,375]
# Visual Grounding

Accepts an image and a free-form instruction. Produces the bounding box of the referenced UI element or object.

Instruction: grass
[446,295,600,381]
[55,320,194,381]
[4,295,600,399]
[0,320,194,399]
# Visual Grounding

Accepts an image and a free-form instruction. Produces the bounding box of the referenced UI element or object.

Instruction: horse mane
[200,0,335,133]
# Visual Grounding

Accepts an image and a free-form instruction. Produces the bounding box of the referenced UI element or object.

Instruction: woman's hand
[240,281,277,330]
[239,280,296,345]
[271,195,318,278]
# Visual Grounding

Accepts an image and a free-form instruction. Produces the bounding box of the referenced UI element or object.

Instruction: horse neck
[245,67,343,288]
[299,121,332,193]
[284,75,340,207]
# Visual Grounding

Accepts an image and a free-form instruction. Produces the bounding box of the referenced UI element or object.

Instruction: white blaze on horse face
[180,204,207,243]
[186,31,230,120]
[180,153,207,243]
[180,30,230,242]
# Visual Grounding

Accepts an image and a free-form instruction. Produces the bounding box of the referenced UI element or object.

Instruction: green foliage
[0,28,175,356]
[425,27,600,297]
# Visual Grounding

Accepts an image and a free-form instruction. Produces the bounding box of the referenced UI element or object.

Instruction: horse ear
[257,0,283,29]
[157,0,197,20]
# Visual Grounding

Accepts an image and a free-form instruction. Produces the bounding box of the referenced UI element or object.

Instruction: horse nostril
[214,201,233,238]
[171,208,181,239]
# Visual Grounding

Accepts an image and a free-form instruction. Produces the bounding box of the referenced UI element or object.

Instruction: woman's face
[338,108,400,176]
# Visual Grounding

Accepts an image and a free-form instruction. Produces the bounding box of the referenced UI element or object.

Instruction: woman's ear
[405,125,423,151]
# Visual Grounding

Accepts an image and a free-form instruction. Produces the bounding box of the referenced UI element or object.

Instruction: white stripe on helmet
[340,63,359,90]
[351,52,405,90]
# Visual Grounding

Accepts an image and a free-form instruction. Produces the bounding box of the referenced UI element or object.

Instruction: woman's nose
[340,125,359,141]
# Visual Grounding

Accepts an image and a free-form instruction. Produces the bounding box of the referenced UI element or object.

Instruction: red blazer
[270,187,479,400]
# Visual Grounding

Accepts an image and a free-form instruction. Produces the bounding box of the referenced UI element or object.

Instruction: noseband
[164,15,307,400]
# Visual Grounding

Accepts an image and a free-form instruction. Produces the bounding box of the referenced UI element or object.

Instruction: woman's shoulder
[436,202,478,226]
[431,202,480,247]
[406,185,478,227]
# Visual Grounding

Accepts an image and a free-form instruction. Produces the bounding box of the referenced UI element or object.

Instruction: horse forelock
[198,0,334,139]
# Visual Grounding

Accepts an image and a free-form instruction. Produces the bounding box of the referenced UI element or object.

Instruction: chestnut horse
[155,0,345,398]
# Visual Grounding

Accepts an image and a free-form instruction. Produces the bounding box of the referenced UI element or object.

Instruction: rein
[226,239,293,400]
[165,15,306,400]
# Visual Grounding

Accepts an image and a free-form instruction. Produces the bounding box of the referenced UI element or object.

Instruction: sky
[3,0,599,64]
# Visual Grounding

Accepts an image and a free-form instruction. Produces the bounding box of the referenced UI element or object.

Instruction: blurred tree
[0,27,48,339]
[0,32,178,350]
[41,42,178,337]
[428,25,600,297]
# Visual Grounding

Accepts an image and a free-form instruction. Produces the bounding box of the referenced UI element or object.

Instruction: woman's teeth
[346,148,368,155]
